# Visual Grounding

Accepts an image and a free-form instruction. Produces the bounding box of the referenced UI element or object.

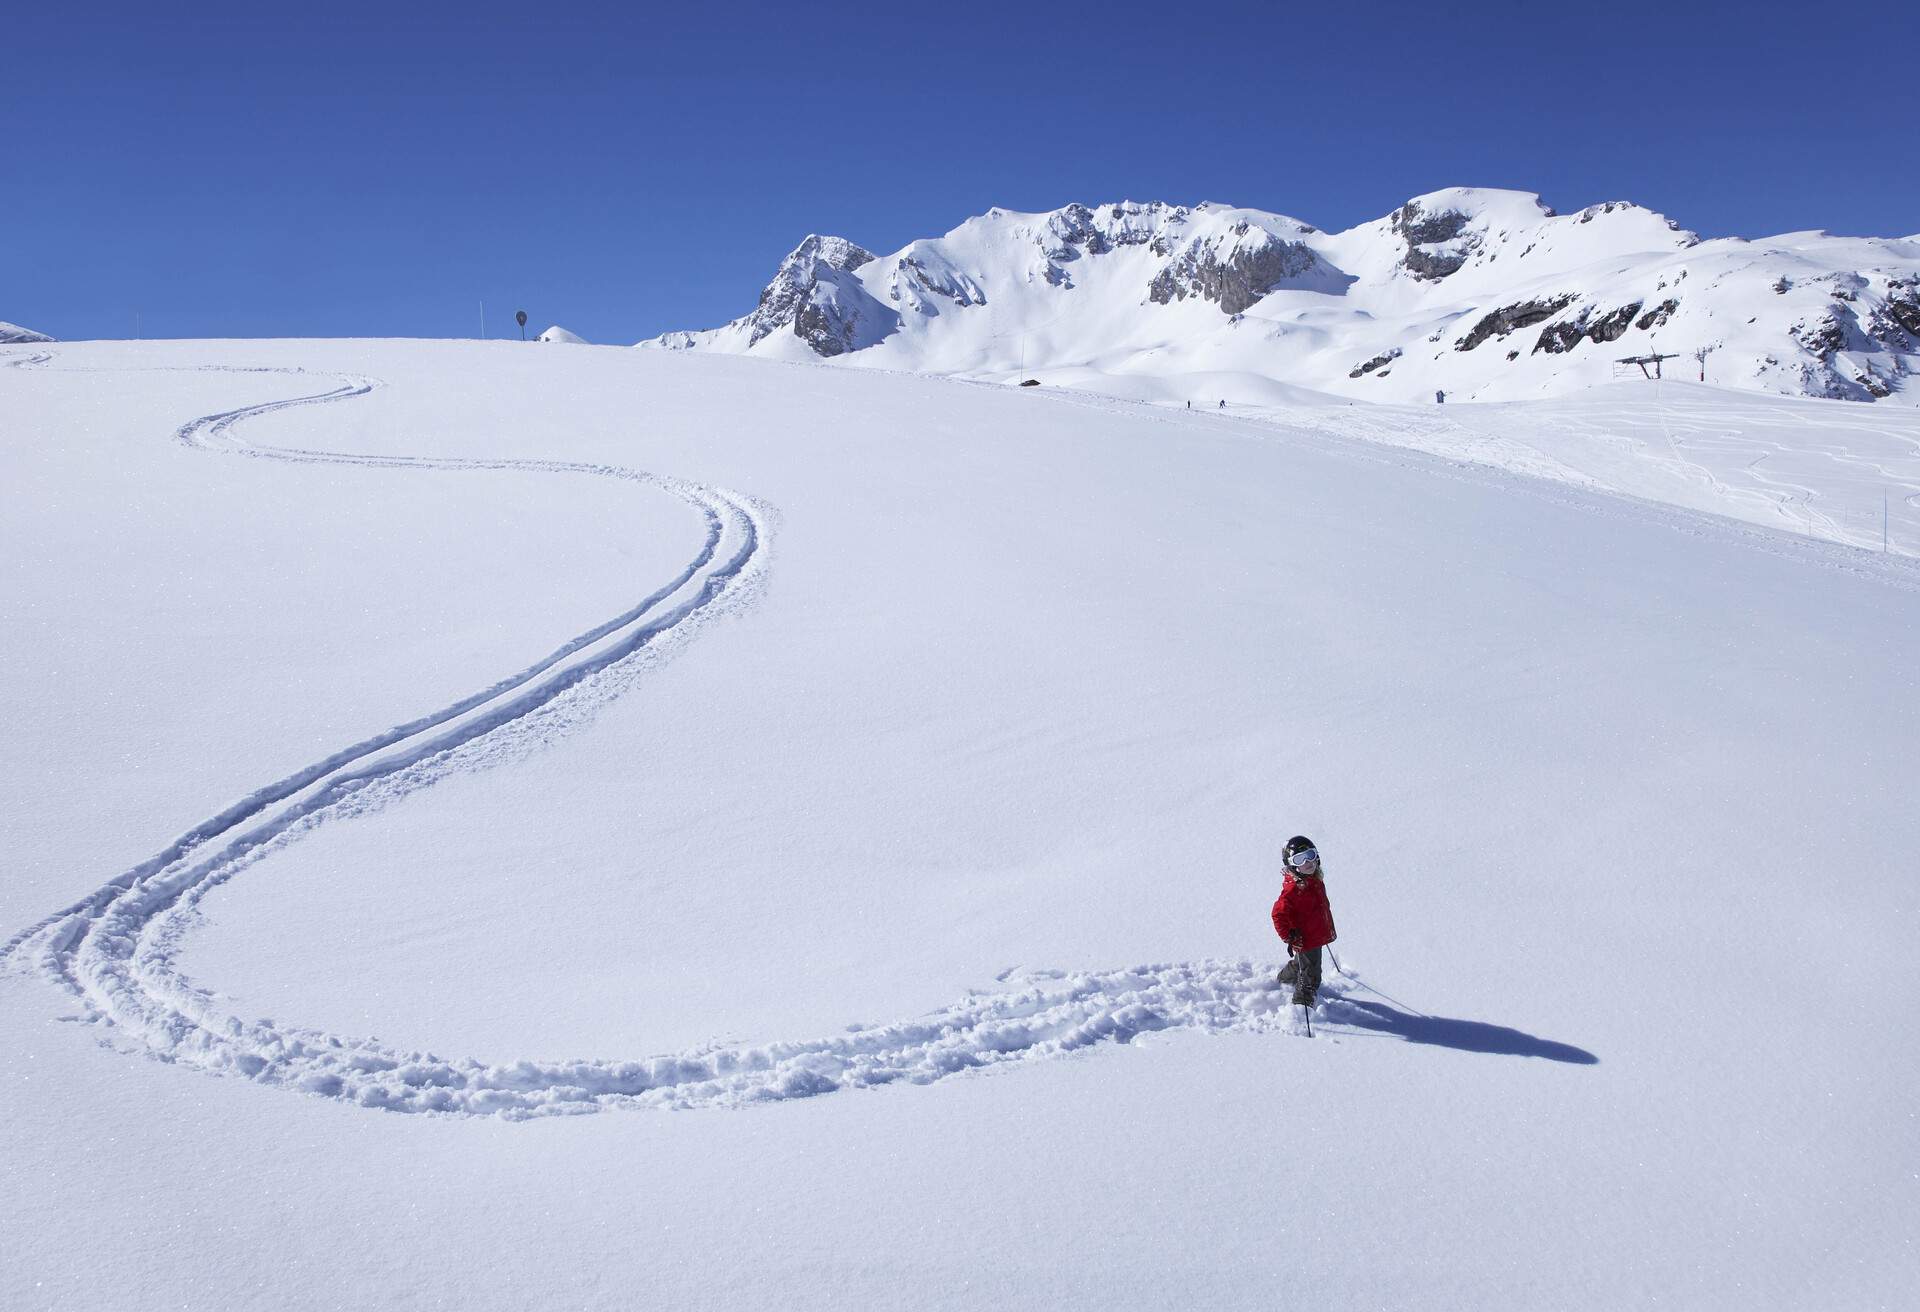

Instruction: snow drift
[643,189,1920,405]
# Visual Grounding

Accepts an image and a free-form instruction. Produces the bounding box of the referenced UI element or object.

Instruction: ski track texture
[1,351,1322,1119]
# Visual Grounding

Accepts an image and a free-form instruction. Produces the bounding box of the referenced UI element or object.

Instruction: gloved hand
[1287,931,1302,951]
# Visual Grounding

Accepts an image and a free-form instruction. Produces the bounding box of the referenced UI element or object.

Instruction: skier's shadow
[1325,996,1598,1064]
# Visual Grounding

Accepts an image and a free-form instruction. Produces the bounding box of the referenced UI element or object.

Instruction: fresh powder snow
[3,337,1916,1310]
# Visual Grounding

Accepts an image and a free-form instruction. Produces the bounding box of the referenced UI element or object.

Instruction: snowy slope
[644,191,1920,405]
[537,324,587,343]
[1,320,54,344]
[1169,380,1920,555]
[3,340,1917,1310]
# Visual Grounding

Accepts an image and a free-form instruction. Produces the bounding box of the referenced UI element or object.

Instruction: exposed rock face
[1870,277,1920,343]
[1782,304,1893,400]
[732,235,901,357]
[1349,348,1401,378]
[1456,294,1579,351]
[1045,201,1185,259]
[1038,202,1190,286]
[1532,302,1645,355]
[1391,202,1476,281]
[1585,303,1643,345]
[1402,245,1472,281]
[1147,222,1319,315]
[1393,202,1470,247]
[1792,310,1849,360]
[1534,319,1587,355]
[745,236,877,347]
[791,275,900,357]
[1040,203,1104,260]
[1635,299,1680,331]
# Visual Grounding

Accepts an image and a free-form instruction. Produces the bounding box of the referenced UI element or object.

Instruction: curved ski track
[2,351,1309,1118]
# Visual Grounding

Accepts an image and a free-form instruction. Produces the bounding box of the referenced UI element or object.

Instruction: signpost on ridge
[516,310,528,341]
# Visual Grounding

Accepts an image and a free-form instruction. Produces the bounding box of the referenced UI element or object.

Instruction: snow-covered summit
[1,320,54,344]
[652,234,898,359]
[537,325,587,344]
[642,191,1919,404]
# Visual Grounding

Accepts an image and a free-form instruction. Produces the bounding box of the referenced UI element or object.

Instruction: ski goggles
[1286,848,1320,870]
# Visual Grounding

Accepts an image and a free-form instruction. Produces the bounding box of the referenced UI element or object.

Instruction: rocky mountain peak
[782,234,876,275]
[638,191,1920,406]
[744,235,884,353]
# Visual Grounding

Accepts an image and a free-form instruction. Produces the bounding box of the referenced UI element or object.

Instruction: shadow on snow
[1325,997,1598,1065]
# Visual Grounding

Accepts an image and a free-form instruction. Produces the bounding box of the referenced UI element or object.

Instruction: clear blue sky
[7,1,1915,344]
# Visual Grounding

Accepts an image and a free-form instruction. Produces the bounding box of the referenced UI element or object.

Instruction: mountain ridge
[642,189,1920,405]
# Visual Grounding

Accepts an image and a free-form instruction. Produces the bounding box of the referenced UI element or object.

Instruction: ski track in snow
[1,350,1320,1118]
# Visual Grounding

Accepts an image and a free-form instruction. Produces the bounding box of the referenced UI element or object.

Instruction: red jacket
[1271,873,1337,951]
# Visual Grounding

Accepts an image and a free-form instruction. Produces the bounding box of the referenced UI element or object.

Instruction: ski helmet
[1284,835,1315,859]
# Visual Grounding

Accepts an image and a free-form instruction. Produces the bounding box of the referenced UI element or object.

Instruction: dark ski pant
[1277,947,1322,1004]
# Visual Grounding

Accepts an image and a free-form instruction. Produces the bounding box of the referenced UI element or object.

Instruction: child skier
[1272,835,1337,1006]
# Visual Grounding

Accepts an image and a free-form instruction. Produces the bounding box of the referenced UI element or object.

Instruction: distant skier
[1435,389,1446,404]
[1218,398,1226,409]
[1272,836,1337,1006]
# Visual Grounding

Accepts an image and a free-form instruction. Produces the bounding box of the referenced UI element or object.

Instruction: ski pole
[1298,941,1314,1036]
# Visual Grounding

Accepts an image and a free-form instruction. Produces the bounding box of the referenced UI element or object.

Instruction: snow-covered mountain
[642,189,1920,404]
[537,324,587,344]
[1,321,54,344]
